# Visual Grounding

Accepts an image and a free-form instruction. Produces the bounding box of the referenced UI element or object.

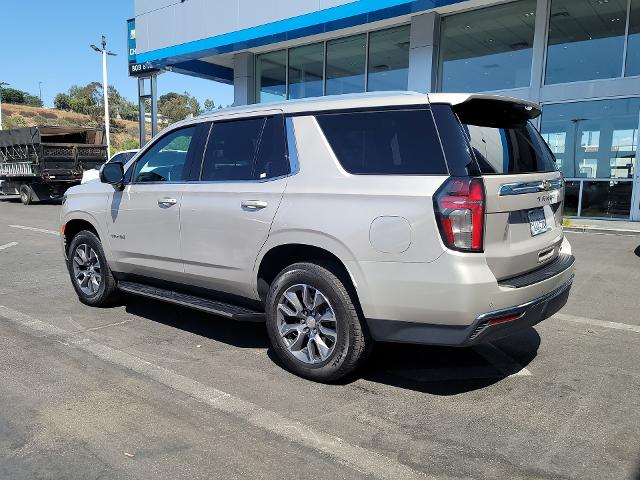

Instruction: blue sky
[0,0,234,108]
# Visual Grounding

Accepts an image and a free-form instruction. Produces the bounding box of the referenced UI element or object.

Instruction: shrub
[3,114,29,129]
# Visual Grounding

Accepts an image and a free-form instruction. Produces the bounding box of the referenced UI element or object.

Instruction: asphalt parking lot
[1,196,639,480]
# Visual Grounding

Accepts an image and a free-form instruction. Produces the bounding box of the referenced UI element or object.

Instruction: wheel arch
[62,218,101,256]
[256,241,365,316]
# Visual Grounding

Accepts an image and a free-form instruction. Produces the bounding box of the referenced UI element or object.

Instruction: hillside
[1,103,153,154]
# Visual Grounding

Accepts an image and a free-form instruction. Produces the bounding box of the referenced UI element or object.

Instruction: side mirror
[100,161,125,190]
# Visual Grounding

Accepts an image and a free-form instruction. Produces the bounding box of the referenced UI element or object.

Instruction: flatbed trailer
[0,126,108,204]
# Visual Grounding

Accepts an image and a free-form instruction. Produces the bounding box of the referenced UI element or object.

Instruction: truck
[0,126,108,204]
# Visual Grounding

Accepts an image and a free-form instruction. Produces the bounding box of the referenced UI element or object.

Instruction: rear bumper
[366,274,574,346]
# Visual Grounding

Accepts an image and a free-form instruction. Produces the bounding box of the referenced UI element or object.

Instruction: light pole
[38,81,43,104]
[0,81,9,131]
[91,36,117,158]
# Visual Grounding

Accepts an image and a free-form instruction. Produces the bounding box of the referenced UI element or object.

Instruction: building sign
[127,18,160,77]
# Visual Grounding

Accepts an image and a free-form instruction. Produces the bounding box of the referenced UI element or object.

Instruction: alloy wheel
[276,284,338,364]
[72,244,102,296]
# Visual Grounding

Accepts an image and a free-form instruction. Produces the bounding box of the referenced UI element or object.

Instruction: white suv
[61,92,574,382]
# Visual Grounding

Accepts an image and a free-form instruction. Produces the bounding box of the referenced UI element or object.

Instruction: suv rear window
[463,122,557,175]
[316,109,448,175]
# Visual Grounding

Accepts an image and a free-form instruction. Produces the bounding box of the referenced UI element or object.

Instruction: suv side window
[200,116,289,181]
[132,126,197,183]
[316,109,448,175]
[253,116,289,179]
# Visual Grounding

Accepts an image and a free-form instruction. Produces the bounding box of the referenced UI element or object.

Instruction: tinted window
[253,117,289,179]
[201,116,289,181]
[133,127,196,183]
[463,122,556,174]
[316,110,447,175]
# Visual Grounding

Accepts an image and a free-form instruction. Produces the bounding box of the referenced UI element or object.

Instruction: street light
[38,81,43,104]
[0,81,9,131]
[90,35,117,158]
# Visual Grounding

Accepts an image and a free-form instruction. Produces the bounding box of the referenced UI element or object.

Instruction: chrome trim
[476,274,574,322]
[498,178,564,196]
[128,174,293,186]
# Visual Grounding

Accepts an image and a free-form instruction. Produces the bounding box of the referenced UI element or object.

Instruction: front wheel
[265,262,370,382]
[66,230,120,307]
[19,184,34,205]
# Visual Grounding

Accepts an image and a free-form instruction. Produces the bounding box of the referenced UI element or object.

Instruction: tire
[265,262,370,382]
[66,230,120,307]
[19,184,34,205]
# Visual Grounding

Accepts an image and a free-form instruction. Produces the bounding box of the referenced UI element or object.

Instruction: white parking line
[554,313,640,334]
[0,305,430,480]
[8,224,60,236]
[0,242,19,250]
[77,319,133,333]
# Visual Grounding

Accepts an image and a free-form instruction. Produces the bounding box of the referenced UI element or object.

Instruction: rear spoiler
[430,94,541,128]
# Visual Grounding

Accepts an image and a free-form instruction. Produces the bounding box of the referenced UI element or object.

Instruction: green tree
[23,94,43,107]
[54,93,72,111]
[55,82,139,123]
[63,82,102,117]
[107,85,138,121]
[158,92,201,123]
[0,87,25,104]
[203,99,215,112]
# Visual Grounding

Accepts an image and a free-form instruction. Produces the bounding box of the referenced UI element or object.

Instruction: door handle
[241,200,268,210]
[158,197,177,207]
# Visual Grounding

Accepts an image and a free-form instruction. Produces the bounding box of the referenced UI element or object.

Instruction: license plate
[528,208,548,236]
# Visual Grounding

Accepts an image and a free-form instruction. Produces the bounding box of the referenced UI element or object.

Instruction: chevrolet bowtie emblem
[542,180,552,191]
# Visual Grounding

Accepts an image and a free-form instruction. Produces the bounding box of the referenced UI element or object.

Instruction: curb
[564,226,640,236]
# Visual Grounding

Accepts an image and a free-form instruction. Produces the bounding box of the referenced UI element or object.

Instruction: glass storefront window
[437,0,536,92]
[563,180,580,216]
[540,98,640,179]
[626,0,640,76]
[326,34,367,95]
[367,25,410,92]
[255,26,409,102]
[255,50,287,103]
[288,43,324,100]
[580,181,633,218]
[545,0,627,84]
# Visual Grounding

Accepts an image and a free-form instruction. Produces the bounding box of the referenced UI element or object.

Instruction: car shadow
[355,328,540,395]
[123,294,540,395]
[634,245,640,258]
[124,295,269,349]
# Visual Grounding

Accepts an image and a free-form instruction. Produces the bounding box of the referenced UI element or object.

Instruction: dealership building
[130,0,640,221]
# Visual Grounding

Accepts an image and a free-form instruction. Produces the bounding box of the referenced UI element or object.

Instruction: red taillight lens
[434,177,485,252]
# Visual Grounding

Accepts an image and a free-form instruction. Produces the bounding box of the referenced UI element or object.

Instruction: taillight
[434,177,485,252]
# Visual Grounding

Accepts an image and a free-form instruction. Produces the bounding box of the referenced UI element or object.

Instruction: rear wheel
[66,230,120,307]
[265,262,370,382]
[19,184,34,205]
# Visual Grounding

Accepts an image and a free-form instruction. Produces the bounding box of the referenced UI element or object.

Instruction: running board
[118,281,264,322]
